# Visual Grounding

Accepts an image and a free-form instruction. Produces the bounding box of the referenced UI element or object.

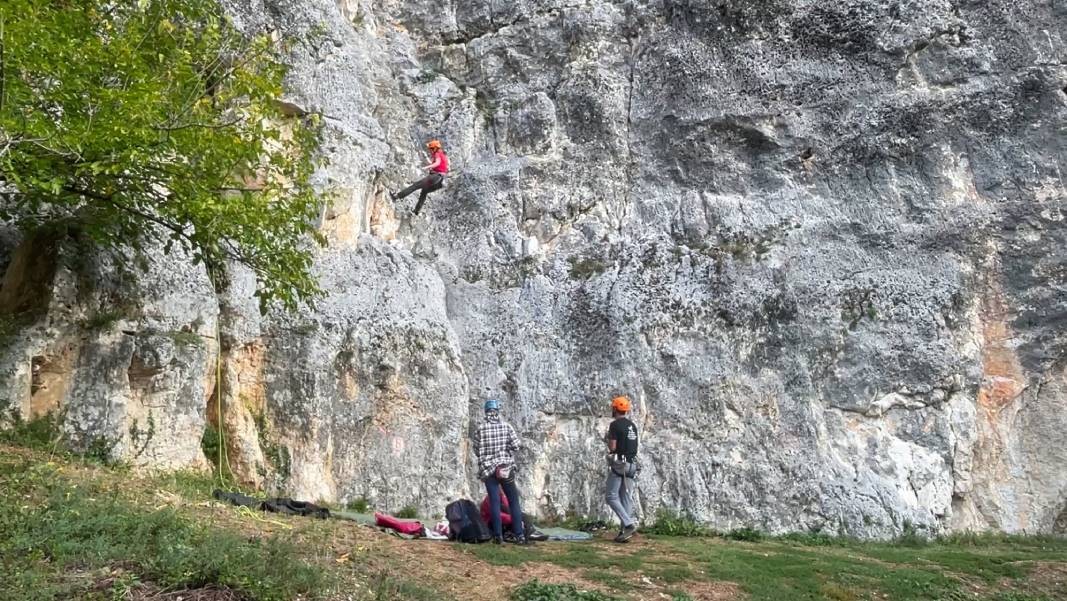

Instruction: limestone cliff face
[1,0,1065,536]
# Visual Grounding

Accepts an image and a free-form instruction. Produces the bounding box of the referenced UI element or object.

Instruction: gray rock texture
[2,0,1065,536]
[0,233,218,469]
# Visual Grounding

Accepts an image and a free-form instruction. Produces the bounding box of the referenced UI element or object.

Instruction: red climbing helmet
[426,139,442,151]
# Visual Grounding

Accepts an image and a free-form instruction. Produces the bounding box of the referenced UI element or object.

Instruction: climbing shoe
[615,524,637,543]
[503,532,534,545]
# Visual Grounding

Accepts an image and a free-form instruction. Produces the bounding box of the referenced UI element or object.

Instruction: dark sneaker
[617,524,637,543]
[389,191,398,201]
[491,536,503,544]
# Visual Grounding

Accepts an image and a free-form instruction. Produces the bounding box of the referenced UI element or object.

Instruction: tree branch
[62,184,190,243]
[153,117,242,132]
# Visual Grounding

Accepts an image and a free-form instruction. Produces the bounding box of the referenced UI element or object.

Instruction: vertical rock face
[215,244,470,515]
[2,0,1065,536]
[0,233,218,469]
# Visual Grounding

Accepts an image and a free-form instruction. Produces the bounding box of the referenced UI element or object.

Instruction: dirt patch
[323,527,741,601]
[305,521,621,600]
[1023,562,1067,596]
[131,584,249,601]
[76,566,251,601]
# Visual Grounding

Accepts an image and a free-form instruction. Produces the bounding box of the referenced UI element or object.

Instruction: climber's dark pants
[395,173,444,214]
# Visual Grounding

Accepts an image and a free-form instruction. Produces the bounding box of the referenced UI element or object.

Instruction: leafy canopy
[0,0,325,311]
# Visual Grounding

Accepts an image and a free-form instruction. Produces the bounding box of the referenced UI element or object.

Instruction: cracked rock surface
[1,0,1065,535]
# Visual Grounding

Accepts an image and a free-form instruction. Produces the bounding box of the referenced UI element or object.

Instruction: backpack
[445,499,492,543]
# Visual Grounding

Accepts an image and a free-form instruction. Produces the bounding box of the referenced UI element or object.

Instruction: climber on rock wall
[390,139,449,215]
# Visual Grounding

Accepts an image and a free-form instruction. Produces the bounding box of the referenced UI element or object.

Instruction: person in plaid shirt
[474,399,530,545]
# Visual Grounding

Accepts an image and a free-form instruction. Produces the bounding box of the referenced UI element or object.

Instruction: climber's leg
[393,175,432,201]
[412,174,443,215]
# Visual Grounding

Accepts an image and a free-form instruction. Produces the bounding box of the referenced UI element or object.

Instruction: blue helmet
[484,399,501,412]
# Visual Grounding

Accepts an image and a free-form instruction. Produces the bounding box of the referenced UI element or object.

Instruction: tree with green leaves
[0,0,326,312]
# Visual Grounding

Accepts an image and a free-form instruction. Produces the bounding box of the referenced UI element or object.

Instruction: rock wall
[0,232,218,470]
[1,0,1065,535]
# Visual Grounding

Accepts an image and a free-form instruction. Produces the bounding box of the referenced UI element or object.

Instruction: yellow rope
[211,271,230,487]
[235,505,293,530]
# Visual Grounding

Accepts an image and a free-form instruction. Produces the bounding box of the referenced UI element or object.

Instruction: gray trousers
[605,463,637,528]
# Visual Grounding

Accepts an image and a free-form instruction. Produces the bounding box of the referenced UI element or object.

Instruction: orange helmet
[426,139,442,151]
[611,396,631,413]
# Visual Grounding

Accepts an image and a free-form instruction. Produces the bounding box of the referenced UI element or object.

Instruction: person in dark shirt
[603,395,639,542]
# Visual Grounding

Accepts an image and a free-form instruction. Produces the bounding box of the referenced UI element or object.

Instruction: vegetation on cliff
[0,0,324,311]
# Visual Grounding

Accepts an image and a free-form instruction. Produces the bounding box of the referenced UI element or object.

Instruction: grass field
[1,443,1065,601]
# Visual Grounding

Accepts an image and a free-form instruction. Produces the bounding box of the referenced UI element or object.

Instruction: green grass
[369,574,445,601]
[0,458,327,601]
[395,505,418,519]
[659,533,1067,601]
[82,308,128,330]
[510,580,619,601]
[0,413,121,466]
[168,329,205,346]
[0,412,64,450]
[3,442,1066,601]
[347,497,371,513]
[643,509,715,537]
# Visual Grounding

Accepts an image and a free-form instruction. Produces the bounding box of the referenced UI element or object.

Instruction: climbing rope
[235,505,293,530]
[211,271,230,487]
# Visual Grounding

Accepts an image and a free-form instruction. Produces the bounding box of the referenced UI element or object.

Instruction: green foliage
[644,509,714,537]
[510,580,620,601]
[725,526,765,542]
[127,412,156,458]
[199,420,235,482]
[1,412,122,466]
[153,469,220,501]
[369,574,443,601]
[0,0,326,312]
[0,411,62,450]
[778,530,848,547]
[253,410,290,480]
[83,434,119,465]
[346,496,371,513]
[81,308,128,330]
[893,520,931,547]
[840,287,879,330]
[567,255,607,280]
[0,459,326,601]
[167,329,203,346]
[395,505,418,519]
